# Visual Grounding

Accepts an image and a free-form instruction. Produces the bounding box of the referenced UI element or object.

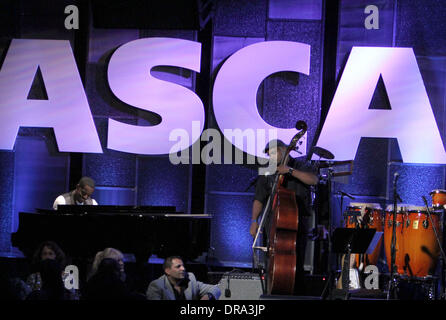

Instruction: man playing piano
[52,176,98,210]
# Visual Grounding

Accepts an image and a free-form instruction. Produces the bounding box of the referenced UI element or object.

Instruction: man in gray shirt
[146,256,220,300]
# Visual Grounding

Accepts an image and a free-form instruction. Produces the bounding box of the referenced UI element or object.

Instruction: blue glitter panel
[13,137,69,230]
[19,0,74,16]
[213,0,267,37]
[206,164,258,193]
[84,149,137,188]
[19,16,74,44]
[264,21,322,151]
[137,157,190,213]
[0,1,17,37]
[207,164,258,192]
[336,0,395,78]
[268,0,322,20]
[0,151,14,253]
[93,187,136,206]
[395,0,446,56]
[416,57,446,151]
[388,163,445,207]
[83,118,137,187]
[206,193,253,266]
[18,0,75,42]
[341,138,390,197]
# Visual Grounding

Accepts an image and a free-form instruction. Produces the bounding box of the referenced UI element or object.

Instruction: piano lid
[37,205,211,217]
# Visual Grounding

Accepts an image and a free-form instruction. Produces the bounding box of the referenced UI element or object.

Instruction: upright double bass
[252,121,308,295]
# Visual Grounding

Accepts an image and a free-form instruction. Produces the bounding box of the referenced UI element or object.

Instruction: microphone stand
[327,167,334,275]
[251,172,279,294]
[338,191,355,227]
[387,174,401,300]
[321,165,336,299]
[339,192,345,229]
[422,196,446,300]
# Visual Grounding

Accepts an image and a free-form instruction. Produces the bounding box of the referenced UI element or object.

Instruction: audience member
[26,241,67,291]
[84,258,144,300]
[88,248,126,282]
[0,274,31,300]
[146,256,220,300]
[26,259,75,300]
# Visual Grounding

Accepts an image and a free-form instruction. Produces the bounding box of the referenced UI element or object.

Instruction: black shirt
[254,157,315,217]
[169,279,187,300]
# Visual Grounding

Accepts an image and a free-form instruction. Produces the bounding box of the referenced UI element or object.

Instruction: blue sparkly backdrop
[0,0,445,270]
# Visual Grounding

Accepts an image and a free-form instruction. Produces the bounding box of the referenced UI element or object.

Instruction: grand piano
[11,205,211,264]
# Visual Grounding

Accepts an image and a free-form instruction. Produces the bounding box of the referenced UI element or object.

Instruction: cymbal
[312,146,335,160]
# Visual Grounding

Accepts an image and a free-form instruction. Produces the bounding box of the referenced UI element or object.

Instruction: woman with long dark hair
[26,259,75,300]
[26,241,67,291]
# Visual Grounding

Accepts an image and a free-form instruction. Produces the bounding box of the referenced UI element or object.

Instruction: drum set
[311,146,446,299]
[342,189,446,298]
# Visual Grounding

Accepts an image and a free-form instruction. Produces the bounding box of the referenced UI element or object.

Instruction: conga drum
[384,204,407,275]
[344,203,383,267]
[403,206,442,277]
[344,205,362,229]
[430,189,446,208]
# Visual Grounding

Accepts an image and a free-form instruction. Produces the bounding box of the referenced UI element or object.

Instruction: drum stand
[320,166,338,299]
[422,196,446,300]
[387,175,402,300]
[438,203,446,300]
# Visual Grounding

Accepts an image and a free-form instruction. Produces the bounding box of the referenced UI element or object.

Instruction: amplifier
[208,272,263,300]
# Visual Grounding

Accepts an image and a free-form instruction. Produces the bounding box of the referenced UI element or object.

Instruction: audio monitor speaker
[209,272,263,300]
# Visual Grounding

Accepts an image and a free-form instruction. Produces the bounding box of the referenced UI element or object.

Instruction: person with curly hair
[26,259,76,300]
[26,241,67,291]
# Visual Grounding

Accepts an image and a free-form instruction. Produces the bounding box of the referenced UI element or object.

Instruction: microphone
[422,195,429,207]
[337,191,355,200]
[393,172,400,185]
[295,120,307,131]
[393,172,402,202]
[225,275,231,298]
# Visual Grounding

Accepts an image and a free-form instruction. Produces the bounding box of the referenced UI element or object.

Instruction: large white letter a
[0,39,102,153]
[316,47,446,164]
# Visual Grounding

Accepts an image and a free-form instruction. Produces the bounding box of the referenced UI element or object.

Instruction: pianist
[52,176,98,210]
